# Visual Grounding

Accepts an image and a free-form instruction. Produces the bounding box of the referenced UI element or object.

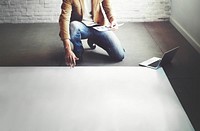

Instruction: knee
[70,21,80,37]
[114,53,125,62]
[111,50,125,62]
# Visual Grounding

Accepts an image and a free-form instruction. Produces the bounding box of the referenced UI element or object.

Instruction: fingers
[111,22,117,28]
[110,21,118,30]
[65,55,79,68]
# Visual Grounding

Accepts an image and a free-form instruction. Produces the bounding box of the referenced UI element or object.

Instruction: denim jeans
[70,21,125,61]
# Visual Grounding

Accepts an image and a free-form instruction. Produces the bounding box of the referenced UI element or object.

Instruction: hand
[63,39,78,67]
[110,20,119,30]
[65,49,79,67]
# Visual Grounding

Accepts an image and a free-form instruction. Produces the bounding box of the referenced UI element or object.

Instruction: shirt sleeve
[59,0,72,40]
[102,0,115,23]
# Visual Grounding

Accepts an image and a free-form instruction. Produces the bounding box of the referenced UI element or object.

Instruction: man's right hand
[63,39,78,67]
[65,49,79,67]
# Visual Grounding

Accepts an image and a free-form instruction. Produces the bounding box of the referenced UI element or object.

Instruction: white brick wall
[112,0,171,22]
[0,0,171,23]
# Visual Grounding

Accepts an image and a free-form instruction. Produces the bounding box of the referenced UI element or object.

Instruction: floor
[0,22,200,130]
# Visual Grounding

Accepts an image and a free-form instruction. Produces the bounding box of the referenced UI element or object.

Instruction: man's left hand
[110,20,119,30]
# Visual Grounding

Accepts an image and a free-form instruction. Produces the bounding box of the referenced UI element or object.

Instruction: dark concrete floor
[0,22,200,130]
[0,22,163,66]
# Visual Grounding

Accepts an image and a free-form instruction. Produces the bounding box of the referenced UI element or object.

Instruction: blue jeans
[70,21,125,61]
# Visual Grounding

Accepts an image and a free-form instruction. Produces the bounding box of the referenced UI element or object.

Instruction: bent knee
[115,54,125,62]
[111,52,125,62]
[70,21,81,33]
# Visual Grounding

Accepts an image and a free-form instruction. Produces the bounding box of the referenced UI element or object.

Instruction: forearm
[63,39,72,52]
[102,0,115,23]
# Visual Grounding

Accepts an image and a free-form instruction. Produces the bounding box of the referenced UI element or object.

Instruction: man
[59,0,125,67]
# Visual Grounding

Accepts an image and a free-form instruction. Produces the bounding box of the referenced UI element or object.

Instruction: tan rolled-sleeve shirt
[59,0,115,40]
